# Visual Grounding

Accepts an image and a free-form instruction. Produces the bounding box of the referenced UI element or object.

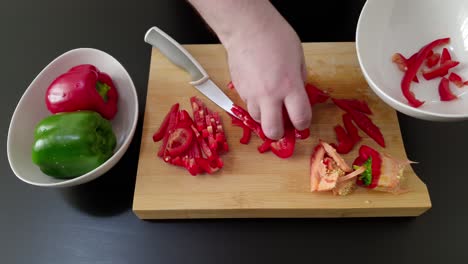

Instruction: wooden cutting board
[132,43,431,219]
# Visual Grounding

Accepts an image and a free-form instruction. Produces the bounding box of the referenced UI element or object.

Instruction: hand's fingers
[247,101,261,123]
[259,98,284,140]
[284,88,312,131]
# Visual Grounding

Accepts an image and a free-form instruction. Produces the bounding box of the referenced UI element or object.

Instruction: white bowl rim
[356,0,468,120]
[7,47,139,187]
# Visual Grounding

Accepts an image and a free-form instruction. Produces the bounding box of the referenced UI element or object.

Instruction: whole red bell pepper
[46,64,119,120]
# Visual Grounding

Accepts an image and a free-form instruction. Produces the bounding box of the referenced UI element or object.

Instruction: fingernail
[265,128,283,140]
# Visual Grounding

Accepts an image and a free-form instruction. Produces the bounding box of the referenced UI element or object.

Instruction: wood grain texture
[132,43,431,219]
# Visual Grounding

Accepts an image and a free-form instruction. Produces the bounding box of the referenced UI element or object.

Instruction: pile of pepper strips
[392,37,468,107]
[153,82,386,176]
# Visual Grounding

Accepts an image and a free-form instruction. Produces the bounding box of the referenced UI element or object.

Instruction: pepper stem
[96,82,110,102]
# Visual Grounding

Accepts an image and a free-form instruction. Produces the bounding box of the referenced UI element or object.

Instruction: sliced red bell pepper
[392,53,408,71]
[353,145,382,188]
[240,126,252,144]
[332,125,354,154]
[425,52,441,68]
[343,113,361,144]
[448,72,465,88]
[440,48,452,64]
[295,128,310,139]
[391,53,419,83]
[422,60,459,80]
[158,108,179,157]
[401,37,450,107]
[270,129,296,159]
[348,108,385,147]
[332,98,372,115]
[153,103,179,142]
[195,158,219,174]
[231,104,266,140]
[258,139,272,153]
[438,77,457,101]
[166,127,194,158]
[305,83,330,106]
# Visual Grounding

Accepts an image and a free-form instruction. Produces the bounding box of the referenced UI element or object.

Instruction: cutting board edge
[132,205,431,220]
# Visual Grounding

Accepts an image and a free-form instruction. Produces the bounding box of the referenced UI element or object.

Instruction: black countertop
[1,0,466,263]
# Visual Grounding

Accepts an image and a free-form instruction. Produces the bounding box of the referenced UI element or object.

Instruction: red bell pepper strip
[391,53,419,83]
[438,77,457,101]
[440,48,452,64]
[448,72,465,88]
[425,52,441,68]
[258,139,272,153]
[270,129,296,158]
[240,126,252,144]
[401,38,450,107]
[195,158,219,174]
[46,64,119,120]
[332,98,372,115]
[353,145,382,188]
[332,125,354,154]
[422,60,459,80]
[231,104,266,140]
[343,113,361,144]
[305,83,330,106]
[295,128,310,139]
[158,108,179,157]
[153,103,179,142]
[348,108,385,147]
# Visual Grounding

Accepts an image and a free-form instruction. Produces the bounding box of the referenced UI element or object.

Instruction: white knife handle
[144,26,209,85]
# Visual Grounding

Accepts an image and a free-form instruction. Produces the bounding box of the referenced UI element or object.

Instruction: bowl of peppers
[7,48,139,187]
[356,0,468,121]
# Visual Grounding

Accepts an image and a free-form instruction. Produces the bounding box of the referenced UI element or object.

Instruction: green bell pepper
[31,111,117,179]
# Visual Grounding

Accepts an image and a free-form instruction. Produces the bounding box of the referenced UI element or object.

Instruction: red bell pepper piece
[158,108,179,157]
[343,113,361,144]
[231,104,266,140]
[295,128,310,139]
[165,127,194,158]
[401,38,450,107]
[240,126,252,144]
[348,108,385,147]
[425,52,441,68]
[438,77,457,101]
[440,48,452,64]
[332,125,354,154]
[46,64,119,120]
[353,145,382,188]
[448,72,465,88]
[258,139,272,153]
[391,53,419,83]
[332,98,372,115]
[422,60,459,80]
[153,103,179,142]
[305,83,330,106]
[270,129,296,159]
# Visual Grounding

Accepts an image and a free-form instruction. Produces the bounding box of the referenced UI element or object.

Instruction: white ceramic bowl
[7,48,139,187]
[356,0,468,121]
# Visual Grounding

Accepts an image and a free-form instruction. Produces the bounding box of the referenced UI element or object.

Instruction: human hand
[224,12,311,140]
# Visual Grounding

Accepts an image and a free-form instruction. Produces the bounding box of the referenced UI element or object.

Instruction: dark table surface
[1,0,466,263]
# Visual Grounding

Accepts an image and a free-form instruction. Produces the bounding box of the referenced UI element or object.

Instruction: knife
[144,26,235,116]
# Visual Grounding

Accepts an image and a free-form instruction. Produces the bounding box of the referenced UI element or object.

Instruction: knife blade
[144,26,235,115]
